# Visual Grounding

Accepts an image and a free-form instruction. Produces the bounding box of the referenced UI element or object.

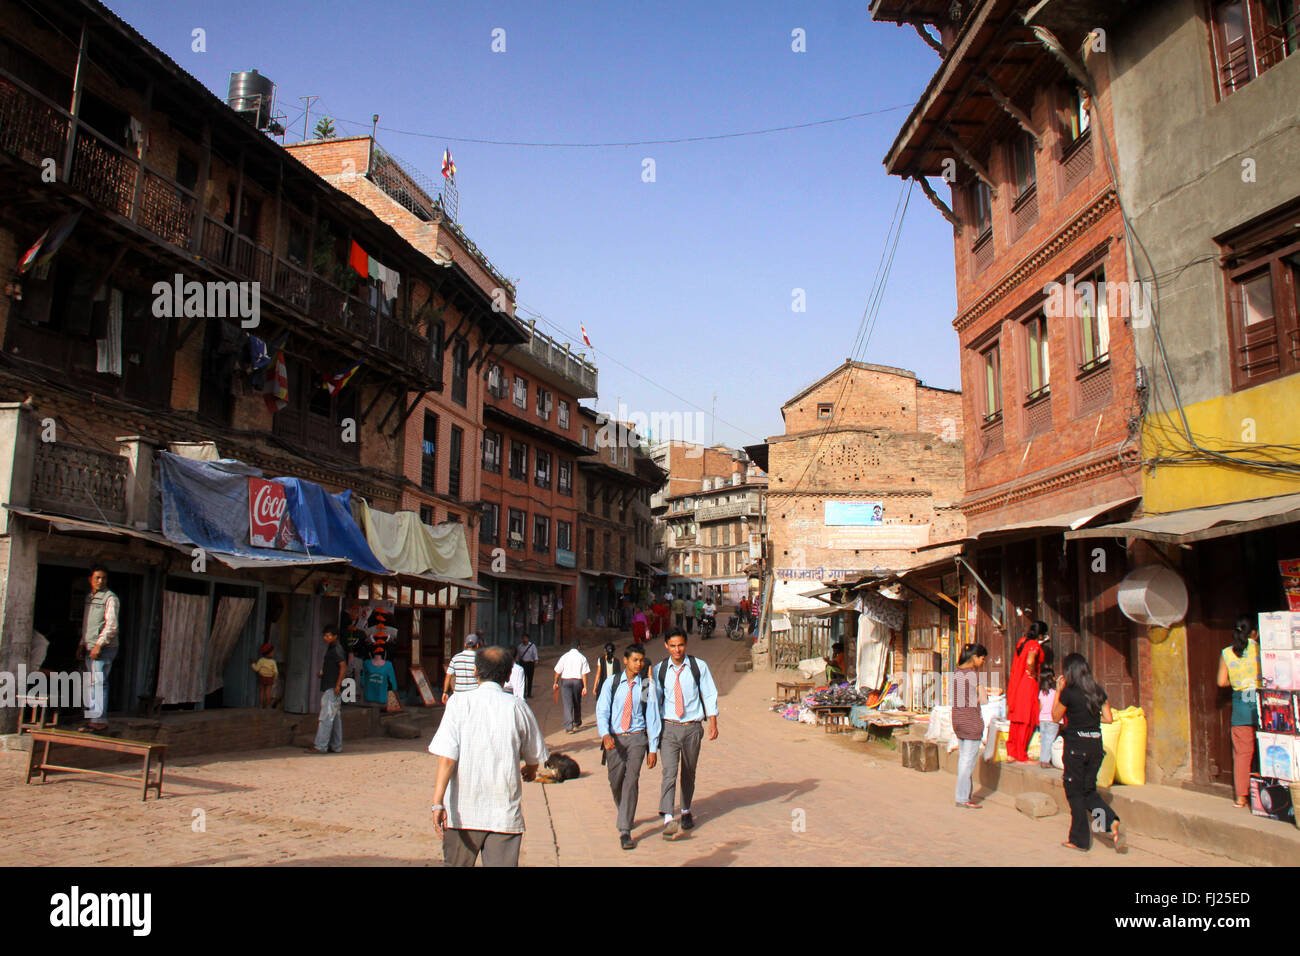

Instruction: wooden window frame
[1209,0,1300,98]
[479,502,499,544]
[1010,131,1037,200]
[509,439,528,482]
[533,514,550,554]
[482,428,502,474]
[507,507,526,550]
[978,340,1003,424]
[512,375,528,409]
[534,449,552,490]
[1022,311,1051,404]
[968,180,993,247]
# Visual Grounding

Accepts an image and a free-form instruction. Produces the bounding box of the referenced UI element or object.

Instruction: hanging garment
[157,591,211,704]
[96,289,123,376]
[263,350,288,413]
[348,240,368,278]
[204,596,257,695]
[855,615,891,692]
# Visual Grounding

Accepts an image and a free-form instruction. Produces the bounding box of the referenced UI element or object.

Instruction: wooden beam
[129,79,152,224]
[61,21,88,185]
[389,389,429,438]
[940,128,997,195]
[376,387,406,432]
[913,22,946,56]
[1025,23,1092,89]
[190,121,211,255]
[912,175,961,230]
[979,74,1040,144]
[357,376,388,425]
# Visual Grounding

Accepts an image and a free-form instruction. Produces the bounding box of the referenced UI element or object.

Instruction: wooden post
[980,75,1040,145]
[231,148,246,238]
[190,122,211,255]
[912,175,961,230]
[61,21,89,184]
[129,80,153,225]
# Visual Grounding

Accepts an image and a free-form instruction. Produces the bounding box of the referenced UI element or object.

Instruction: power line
[323,103,916,149]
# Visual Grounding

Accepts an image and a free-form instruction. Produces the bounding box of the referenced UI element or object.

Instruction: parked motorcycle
[726,616,747,641]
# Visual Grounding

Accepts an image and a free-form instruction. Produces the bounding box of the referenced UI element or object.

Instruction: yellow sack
[994,729,1010,762]
[1114,706,1148,786]
[1097,719,1120,787]
[1026,731,1042,761]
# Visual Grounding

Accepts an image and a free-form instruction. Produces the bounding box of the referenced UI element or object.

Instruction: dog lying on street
[536,753,580,783]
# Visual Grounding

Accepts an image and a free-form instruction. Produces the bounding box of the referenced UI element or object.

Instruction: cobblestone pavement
[0,624,1237,867]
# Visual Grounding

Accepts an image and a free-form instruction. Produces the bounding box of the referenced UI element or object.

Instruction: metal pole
[300,95,319,142]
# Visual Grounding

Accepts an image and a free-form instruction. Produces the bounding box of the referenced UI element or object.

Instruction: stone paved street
[0,628,1237,867]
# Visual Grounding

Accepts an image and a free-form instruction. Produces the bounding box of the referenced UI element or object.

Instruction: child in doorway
[1037,650,1058,768]
[251,643,278,709]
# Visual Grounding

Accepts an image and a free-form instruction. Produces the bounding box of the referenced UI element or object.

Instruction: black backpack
[656,656,706,715]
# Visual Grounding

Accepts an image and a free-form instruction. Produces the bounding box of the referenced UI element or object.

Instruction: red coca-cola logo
[249,478,288,546]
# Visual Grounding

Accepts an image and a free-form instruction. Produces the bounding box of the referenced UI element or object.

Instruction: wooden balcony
[0,68,440,389]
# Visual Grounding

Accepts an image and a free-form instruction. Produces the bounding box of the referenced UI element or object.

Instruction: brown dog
[536,753,580,783]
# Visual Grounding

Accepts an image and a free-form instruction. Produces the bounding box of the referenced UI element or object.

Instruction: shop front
[478,569,575,647]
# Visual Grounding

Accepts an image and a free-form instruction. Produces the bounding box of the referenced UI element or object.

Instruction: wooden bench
[25,729,166,802]
[16,694,59,734]
[776,681,814,702]
[812,704,854,734]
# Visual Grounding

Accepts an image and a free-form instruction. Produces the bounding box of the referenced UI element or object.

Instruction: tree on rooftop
[313,116,336,140]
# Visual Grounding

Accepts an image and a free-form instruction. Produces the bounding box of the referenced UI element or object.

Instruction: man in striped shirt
[442,634,480,704]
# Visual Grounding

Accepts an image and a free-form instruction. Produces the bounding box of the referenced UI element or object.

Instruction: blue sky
[107,0,959,449]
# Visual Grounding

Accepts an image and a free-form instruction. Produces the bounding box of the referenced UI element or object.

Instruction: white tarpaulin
[772,578,830,613]
[855,615,891,692]
[355,500,473,579]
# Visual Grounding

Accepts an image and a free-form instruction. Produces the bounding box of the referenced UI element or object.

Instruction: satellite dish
[1117,565,1189,628]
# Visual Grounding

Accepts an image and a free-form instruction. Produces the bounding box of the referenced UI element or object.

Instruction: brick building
[283,135,529,674]
[575,407,667,627]
[0,0,493,729]
[474,322,597,647]
[874,0,1143,701]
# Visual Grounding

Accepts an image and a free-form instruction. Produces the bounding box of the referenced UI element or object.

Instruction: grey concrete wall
[1107,0,1300,407]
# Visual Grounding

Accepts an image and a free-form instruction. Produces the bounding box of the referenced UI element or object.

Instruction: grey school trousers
[658,720,704,815]
[605,730,648,834]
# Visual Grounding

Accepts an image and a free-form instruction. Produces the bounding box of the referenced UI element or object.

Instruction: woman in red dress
[1007,620,1049,762]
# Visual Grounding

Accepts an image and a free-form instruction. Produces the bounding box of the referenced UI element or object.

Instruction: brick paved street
[0,629,1237,867]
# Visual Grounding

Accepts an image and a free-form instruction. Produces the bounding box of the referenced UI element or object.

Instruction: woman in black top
[1051,653,1125,853]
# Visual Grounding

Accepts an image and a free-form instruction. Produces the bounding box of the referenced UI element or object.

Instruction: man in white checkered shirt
[429,645,547,867]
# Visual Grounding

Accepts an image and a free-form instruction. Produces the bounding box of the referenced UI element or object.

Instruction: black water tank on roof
[227,70,274,129]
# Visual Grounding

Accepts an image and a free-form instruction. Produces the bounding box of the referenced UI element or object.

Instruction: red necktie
[673,664,685,719]
[620,675,634,731]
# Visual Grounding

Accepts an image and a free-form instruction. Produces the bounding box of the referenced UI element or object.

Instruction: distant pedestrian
[251,643,278,709]
[632,607,648,642]
[672,595,686,632]
[443,634,479,704]
[307,627,346,754]
[515,633,539,698]
[692,596,704,634]
[1037,649,1059,769]
[429,645,547,867]
[1217,615,1261,808]
[594,642,619,701]
[952,643,988,808]
[597,643,661,850]
[504,660,527,701]
[653,628,719,838]
[77,566,120,733]
[553,640,590,733]
[1007,621,1048,762]
[1053,653,1125,852]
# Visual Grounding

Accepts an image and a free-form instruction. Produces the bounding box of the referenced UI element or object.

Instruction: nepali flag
[263,350,289,414]
[580,322,592,348]
[442,149,456,179]
[323,362,361,396]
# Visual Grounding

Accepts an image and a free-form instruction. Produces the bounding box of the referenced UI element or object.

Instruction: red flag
[323,362,361,396]
[442,149,456,179]
[263,350,289,413]
[580,322,592,348]
[348,240,368,278]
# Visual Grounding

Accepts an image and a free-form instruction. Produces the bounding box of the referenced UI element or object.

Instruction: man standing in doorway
[77,566,119,733]
[515,633,539,698]
[430,645,547,867]
[552,640,590,733]
[654,628,719,837]
[443,634,479,704]
[307,626,346,753]
[597,643,660,850]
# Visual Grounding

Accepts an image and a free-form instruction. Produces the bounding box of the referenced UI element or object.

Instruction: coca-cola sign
[249,478,295,549]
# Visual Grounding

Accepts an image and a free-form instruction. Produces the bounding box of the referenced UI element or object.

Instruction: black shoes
[681,812,695,831]
[620,832,635,850]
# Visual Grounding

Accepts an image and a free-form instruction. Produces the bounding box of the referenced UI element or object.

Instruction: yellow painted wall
[1147,624,1191,784]
[1142,376,1300,513]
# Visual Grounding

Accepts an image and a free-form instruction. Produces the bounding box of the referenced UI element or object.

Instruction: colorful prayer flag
[442,149,456,180]
[18,210,82,275]
[323,362,361,396]
[263,350,289,414]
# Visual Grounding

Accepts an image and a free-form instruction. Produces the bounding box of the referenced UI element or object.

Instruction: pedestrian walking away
[504,660,527,701]
[653,628,719,838]
[1053,653,1125,853]
[593,642,619,730]
[516,633,539,697]
[951,643,988,808]
[308,627,346,754]
[443,634,480,704]
[597,643,662,849]
[77,566,120,733]
[553,640,590,732]
[429,646,547,867]
[672,595,686,633]
[1217,615,1261,808]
